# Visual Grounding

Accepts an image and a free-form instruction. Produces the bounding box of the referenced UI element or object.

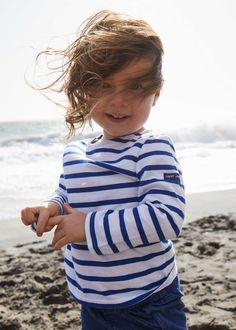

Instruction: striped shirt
[50,130,185,308]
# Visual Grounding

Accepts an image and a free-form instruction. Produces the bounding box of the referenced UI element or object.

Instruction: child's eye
[131,82,143,90]
[101,82,112,89]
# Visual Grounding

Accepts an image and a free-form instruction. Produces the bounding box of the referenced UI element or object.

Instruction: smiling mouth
[106,113,129,120]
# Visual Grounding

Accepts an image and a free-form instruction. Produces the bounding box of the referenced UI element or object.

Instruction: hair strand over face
[33,10,164,137]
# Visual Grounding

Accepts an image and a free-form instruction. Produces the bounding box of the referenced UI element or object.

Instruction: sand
[176,214,236,329]
[0,189,236,329]
[185,189,236,222]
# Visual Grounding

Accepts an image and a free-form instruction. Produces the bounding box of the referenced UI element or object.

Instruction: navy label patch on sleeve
[164,173,180,181]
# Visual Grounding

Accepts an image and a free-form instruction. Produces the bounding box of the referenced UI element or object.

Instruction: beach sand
[185,189,236,222]
[0,189,236,329]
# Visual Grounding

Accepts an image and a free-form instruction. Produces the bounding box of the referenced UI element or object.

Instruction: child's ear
[152,89,161,106]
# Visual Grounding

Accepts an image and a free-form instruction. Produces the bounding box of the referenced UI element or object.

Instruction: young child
[21,10,187,329]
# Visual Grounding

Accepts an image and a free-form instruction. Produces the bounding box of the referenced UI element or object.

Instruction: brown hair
[35,10,164,136]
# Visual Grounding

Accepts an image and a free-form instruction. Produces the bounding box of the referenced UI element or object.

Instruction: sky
[0,0,236,132]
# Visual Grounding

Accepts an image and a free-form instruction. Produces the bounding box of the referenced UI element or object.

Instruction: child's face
[89,57,160,140]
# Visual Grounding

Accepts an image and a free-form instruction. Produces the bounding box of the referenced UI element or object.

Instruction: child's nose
[109,91,128,108]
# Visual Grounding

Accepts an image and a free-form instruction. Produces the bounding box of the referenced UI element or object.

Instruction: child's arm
[84,135,185,255]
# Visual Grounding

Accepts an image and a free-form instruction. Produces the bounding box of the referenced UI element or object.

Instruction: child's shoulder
[138,129,174,144]
[63,136,89,153]
[136,130,176,155]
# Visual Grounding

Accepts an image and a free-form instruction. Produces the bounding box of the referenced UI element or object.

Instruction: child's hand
[21,203,60,237]
[48,203,86,250]
[21,206,41,226]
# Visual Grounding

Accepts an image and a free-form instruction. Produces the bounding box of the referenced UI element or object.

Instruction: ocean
[1,120,236,222]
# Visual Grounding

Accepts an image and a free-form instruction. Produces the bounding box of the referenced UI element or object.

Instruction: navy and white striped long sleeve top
[50,130,185,308]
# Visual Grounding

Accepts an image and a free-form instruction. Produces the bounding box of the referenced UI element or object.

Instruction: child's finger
[36,208,50,236]
[52,226,64,247]
[44,224,55,232]
[53,236,68,250]
[47,215,64,227]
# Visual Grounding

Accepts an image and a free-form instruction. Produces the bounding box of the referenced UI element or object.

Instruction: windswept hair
[35,10,164,136]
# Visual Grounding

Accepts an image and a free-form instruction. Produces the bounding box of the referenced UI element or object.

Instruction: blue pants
[81,276,187,330]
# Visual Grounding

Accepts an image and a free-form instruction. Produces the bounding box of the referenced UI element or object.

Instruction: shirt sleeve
[48,173,68,215]
[85,135,185,256]
[31,173,68,232]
